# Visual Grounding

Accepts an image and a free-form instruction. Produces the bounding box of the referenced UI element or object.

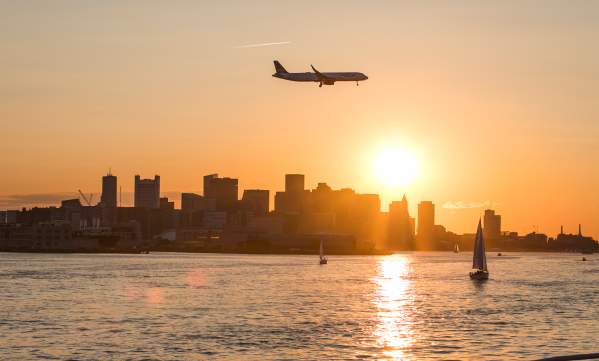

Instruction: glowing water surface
[0,252,597,360]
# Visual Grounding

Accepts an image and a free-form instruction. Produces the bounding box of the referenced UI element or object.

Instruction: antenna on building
[108,167,112,176]
[119,186,122,207]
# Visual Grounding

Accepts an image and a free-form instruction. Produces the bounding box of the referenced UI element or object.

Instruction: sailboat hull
[469,270,489,280]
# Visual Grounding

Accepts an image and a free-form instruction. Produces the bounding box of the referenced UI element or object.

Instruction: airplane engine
[323,79,335,85]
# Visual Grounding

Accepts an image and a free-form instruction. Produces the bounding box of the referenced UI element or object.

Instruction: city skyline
[2,3,598,360]
[1,170,594,240]
[1,1,598,239]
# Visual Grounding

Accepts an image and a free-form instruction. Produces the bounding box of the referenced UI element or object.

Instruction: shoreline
[0,249,594,256]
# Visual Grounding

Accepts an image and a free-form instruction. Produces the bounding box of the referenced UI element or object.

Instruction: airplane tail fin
[274,60,288,73]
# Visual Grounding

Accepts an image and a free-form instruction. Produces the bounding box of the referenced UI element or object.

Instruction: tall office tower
[417,201,435,245]
[134,175,160,208]
[101,172,117,208]
[241,189,269,215]
[180,192,209,228]
[285,174,305,194]
[483,209,501,240]
[388,195,414,250]
[203,174,238,212]
[275,174,306,214]
[181,193,204,212]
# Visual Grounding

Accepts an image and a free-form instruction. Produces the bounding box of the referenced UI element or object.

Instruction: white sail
[472,220,487,271]
[319,240,324,259]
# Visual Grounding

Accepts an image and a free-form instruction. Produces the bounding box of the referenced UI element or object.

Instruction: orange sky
[1,1,598,238]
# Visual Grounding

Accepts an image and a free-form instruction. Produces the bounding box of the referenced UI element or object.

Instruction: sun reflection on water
[373,254,415,360]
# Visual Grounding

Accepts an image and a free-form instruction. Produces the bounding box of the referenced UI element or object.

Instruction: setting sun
[373,147,419,188]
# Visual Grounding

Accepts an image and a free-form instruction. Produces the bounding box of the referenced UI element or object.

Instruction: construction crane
[78,189,94,206]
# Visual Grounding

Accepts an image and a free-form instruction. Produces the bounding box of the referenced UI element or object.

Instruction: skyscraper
[134,175,160,208]
[241,189,269,215]
[417,201,435,247]
[181,193,205,212]
[483,209,501,240]
[275,174,306,214]
[203,174,238,212]
[388,195,415,250]
[285,174,305,193]
[101,172,117,208]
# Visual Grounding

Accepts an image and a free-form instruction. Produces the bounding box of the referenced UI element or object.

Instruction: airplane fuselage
[273,72,368,82]
[272,60,368,87]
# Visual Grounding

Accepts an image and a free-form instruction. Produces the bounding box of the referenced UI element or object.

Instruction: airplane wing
[311,65,335,82]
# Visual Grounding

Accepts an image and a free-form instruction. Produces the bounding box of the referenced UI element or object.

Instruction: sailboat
[319,240,328,265]
[469,219,489,280]
[454,243,460,253]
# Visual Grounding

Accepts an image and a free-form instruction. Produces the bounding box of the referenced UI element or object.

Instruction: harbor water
[0,252,597,360]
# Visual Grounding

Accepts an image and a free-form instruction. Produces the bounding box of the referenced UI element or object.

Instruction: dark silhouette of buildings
[1,171,597,254]
[181,193,204,212]
[549,224,596,252]
[273,176,379,246]
[0,210,18,224]
[100,172,118,226]
[285,174,305,193]
[417,201,435,248]
[387,195,415,250]
[180,192,215,227]
[483,209,501,240]
[203,174,238,212]
[275,174,307,214]
[101,172,117,208]
[134,175,160,208]
[160,197,175,210]
[241,190,269,215]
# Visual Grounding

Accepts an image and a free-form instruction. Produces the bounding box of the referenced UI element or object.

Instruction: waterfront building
[0,210,18,224]
[241,189,269,215]
[285,174,305,193]
[101,172,117,208]
[388,195,415,250]
[203,211,228,229]
[417,201,435,248]
[550,224,597,251]
[275,174,307,214]
[159,197,175,210]
[181,193,204,212]
[203,174,238,212]
[134,175,160,209]
[483,209,501,240]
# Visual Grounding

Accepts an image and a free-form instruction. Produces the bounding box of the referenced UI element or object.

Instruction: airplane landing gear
[319,82,323,88]
[356,81,359,86]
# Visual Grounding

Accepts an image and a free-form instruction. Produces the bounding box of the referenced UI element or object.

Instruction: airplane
[272,60,368,87]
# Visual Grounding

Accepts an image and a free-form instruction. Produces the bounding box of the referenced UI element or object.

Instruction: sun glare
[373,147,419,188]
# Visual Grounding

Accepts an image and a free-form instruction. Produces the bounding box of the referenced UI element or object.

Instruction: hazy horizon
[2,1,598,238]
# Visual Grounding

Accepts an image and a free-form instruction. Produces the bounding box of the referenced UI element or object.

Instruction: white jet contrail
[234,41,291,49]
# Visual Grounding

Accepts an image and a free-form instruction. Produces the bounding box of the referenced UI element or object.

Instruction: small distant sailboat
[319,240,328,265]
[454,243,460,253]
[470,219,489,280]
